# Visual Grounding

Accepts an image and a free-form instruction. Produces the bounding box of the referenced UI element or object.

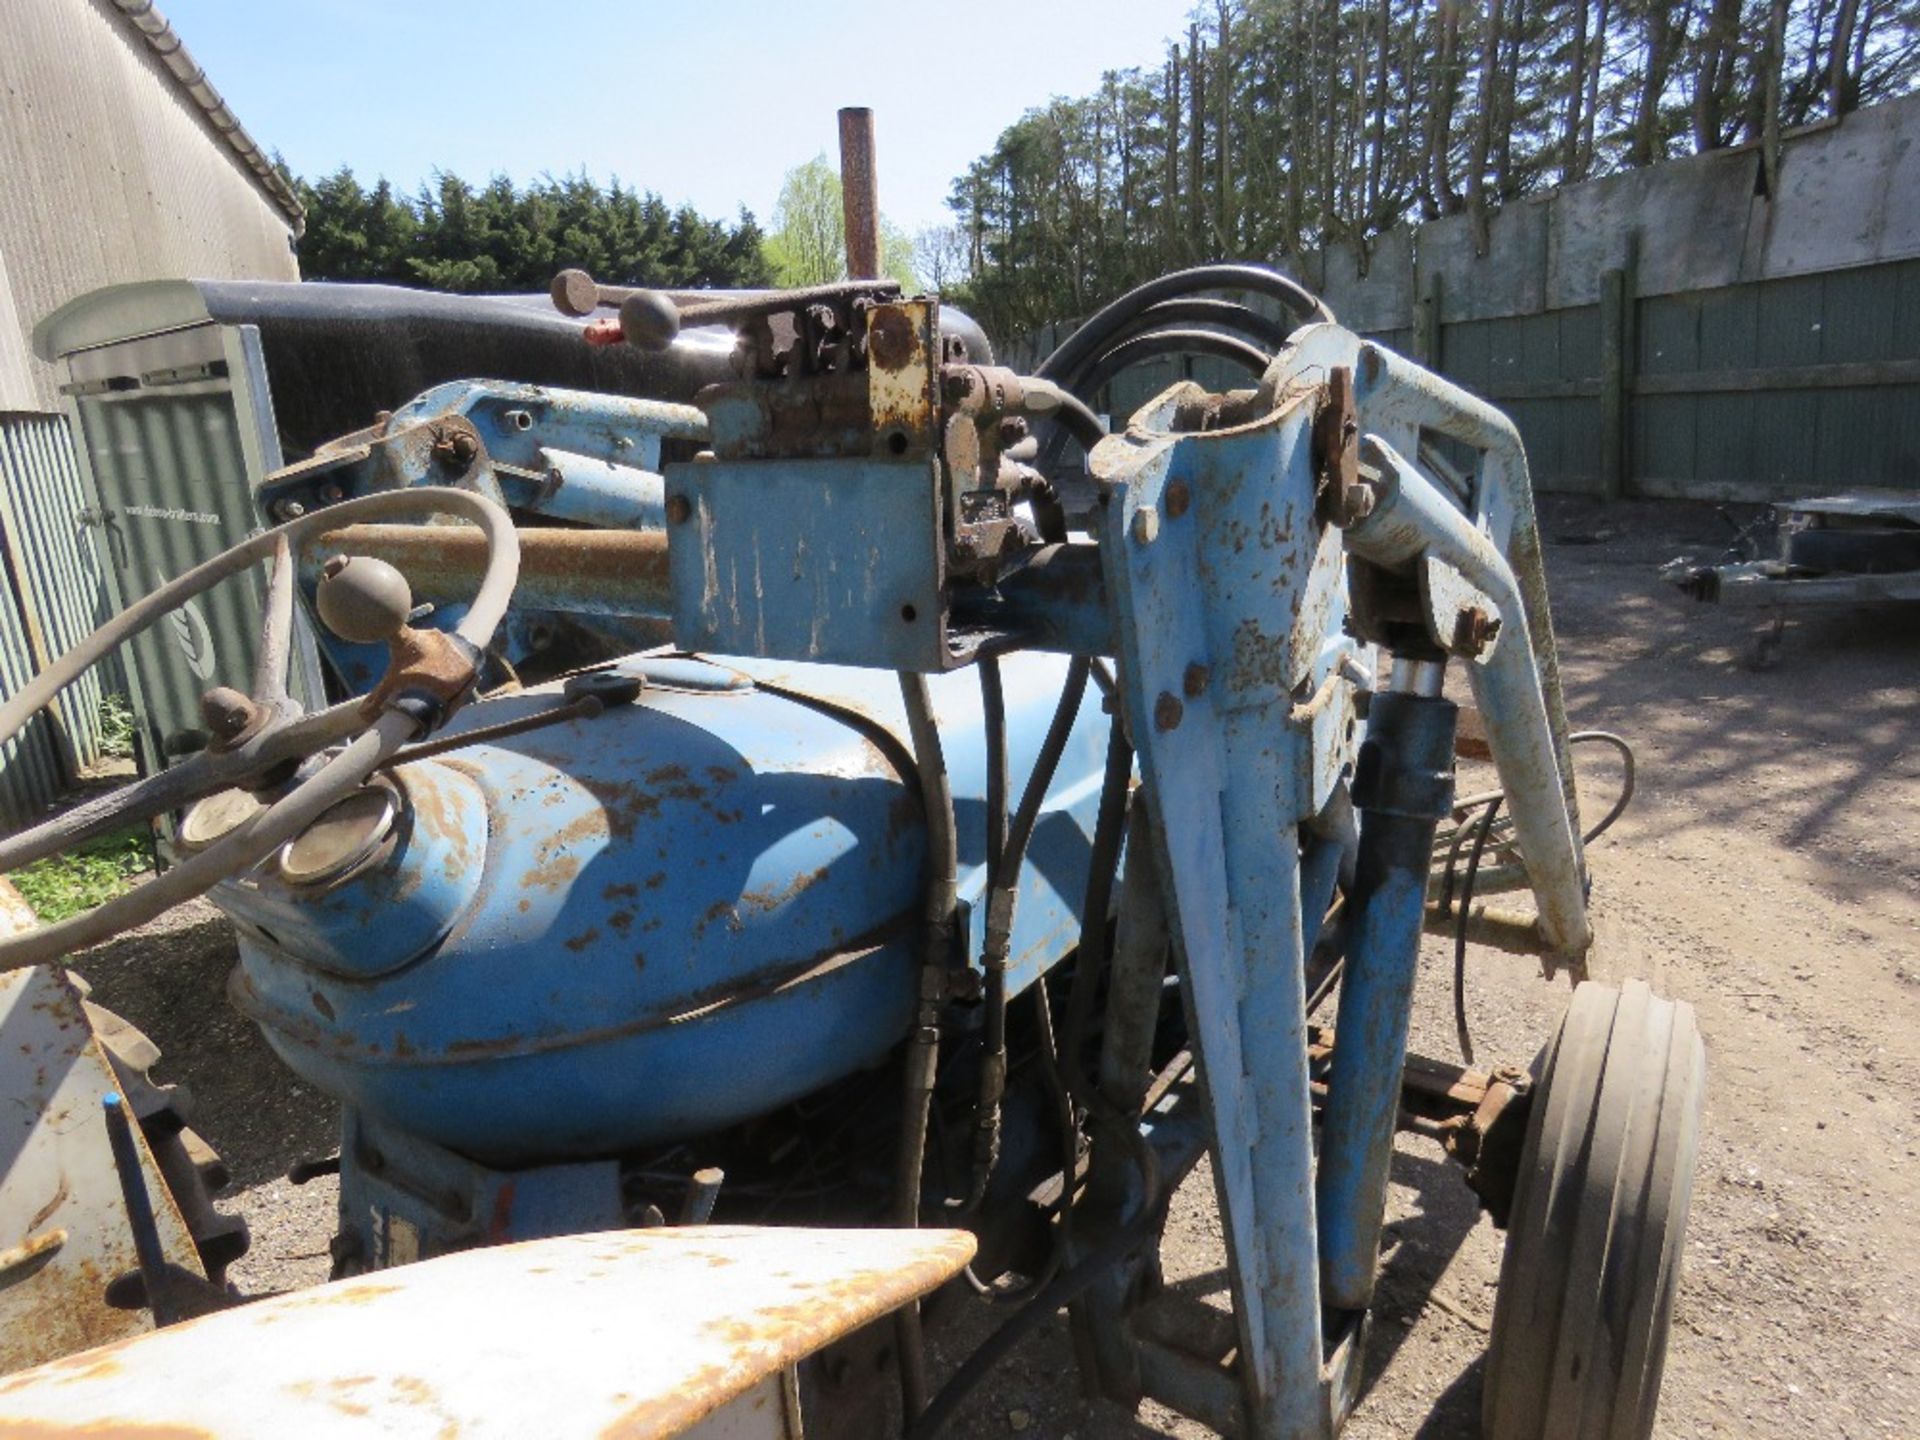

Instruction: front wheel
[1483,980,1706,1440]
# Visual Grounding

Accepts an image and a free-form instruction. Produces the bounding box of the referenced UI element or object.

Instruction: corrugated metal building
[0,0,303,411]
[0,0,302,824]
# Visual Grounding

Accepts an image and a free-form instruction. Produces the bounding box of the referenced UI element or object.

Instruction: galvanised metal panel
[1556,306,1602,378]
[71,383,272,766]
[1694,392,1760,488]
[1819,265,1896,362]
[0,557,63,829]
[1695,286,1760,371]
[0,413,114,776]
[1443,319,1492,393]
[1635,394,1698,489]
[0,251,35,414]
[1754,273,1824,369]
[1746,390,1820,489]
[1638,296,1700,375]
[1895,260,1920,342]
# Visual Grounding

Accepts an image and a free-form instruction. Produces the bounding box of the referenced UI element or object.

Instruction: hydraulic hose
[892,672,962,1422]
[1032,385,1107,452]
[1035,327,1276,477]
[1101,296,1295,353]
[1068,328,1273,401]
[961,658,1093,1214]
[907,1114,1164,1440]
[1062,708,1135,1107]
[1035,263,1331,388]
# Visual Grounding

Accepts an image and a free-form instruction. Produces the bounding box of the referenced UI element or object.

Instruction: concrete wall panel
[1317,228,1415,335]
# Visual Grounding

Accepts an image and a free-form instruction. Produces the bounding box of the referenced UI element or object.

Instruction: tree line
[288,160,921,296]
[289,169,774,291]
[938,0,1920,341]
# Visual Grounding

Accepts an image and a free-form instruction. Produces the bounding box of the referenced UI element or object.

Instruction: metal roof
[107,1,306,234]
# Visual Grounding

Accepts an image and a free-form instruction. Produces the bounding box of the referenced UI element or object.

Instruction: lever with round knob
[316,555,415,645]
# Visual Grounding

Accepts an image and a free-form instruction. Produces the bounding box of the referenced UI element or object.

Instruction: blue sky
[158,0,1198,235]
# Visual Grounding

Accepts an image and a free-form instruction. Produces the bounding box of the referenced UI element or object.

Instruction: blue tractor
[0,242,1702,1439]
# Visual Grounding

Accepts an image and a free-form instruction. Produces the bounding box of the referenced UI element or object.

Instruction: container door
[60,323,325,775]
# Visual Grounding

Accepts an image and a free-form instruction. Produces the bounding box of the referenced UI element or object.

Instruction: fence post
[1599,264,1634,500]
[1414,271,1443,372]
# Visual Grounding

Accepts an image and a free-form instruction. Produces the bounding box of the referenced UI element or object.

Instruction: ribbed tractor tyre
[1482,980,1706,1440]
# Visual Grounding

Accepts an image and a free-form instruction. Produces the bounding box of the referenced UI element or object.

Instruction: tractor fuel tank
[206,651,1107,1165]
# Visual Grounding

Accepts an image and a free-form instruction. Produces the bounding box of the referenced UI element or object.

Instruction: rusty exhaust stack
[838,107,882,281]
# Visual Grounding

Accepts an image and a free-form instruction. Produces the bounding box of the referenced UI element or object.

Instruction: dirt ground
[66,495,1920,1438]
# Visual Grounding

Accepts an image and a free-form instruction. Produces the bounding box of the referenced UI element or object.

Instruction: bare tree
[1628,0,1693,166]
[1188,23,1209,255]
[1830,0,1864,111]
[1763,0,1791,190]
[1366,0,1393,219]
[1467,0,1508,246]
[1692,0,1746,148]
[935,0,1920,342]
[1428,0,1465,215]
[913,224,970,292]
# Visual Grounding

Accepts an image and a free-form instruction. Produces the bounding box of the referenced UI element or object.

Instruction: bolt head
[1182,663,1210,698]
[664,494,693,525]
[199,686,258,741]
[1451,605,1504,657]
[941,367,982,406]
[1131,507,1160,545]
[1165,481,1192,519]
[1154,692,1184,731]
[431,428,479,469]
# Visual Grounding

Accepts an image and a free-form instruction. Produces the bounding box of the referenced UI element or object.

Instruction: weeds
[97,694,135,761]
[13,823,154,922]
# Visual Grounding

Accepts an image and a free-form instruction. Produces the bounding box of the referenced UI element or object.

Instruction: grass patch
[97,695,136,761]
[13,824,155,922]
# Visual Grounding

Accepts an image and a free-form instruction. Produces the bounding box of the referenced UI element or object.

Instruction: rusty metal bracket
[1309,1025,1536,1227]
[1435,1065,1533,1227]
[1312,366,1374,528]
[358,626,483,733]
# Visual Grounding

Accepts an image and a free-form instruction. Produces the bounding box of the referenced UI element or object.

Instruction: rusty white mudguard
[0,1225,975,1437]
